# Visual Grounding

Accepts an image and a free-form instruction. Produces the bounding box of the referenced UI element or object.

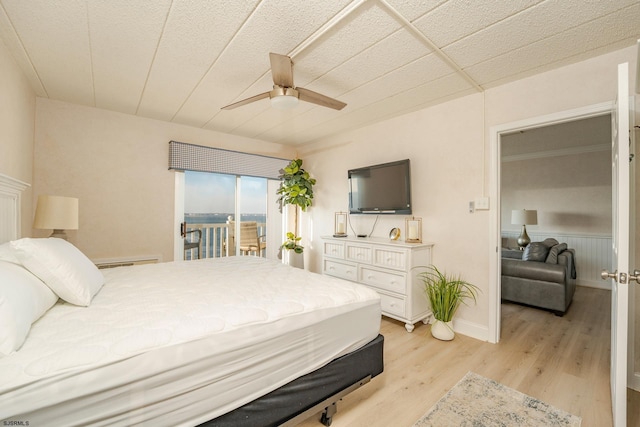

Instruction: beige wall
[0,39,36,237]
[33,99,295,262]
[501,150,611,236]
[302,45,638,341]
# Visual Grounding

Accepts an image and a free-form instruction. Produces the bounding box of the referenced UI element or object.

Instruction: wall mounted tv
[348,159,412,215]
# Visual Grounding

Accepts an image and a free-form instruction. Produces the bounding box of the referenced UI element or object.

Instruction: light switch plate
[475,196,489,210]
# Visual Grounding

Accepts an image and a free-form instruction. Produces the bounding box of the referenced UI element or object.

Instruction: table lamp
[511,209,537,250]
[33,195,79,240]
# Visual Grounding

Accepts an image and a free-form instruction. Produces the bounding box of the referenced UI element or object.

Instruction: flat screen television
[348,159,412,215]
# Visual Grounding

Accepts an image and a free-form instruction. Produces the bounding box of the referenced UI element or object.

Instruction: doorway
[489,101,616,342]
[489,100,639,408]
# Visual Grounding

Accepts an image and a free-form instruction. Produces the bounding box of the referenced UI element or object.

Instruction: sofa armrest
[501,249,523,259]
[502,258,566,284]
[557,249,576,279]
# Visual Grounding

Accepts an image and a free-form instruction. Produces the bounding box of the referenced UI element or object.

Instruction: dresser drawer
[373,247,408,270]
[380,293,405,317]
[360,266,406,294]
[323,241,345,259]
[323,259,357,281]
[345,243,372,264]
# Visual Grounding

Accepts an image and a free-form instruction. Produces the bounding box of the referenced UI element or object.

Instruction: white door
[603,62,630,427]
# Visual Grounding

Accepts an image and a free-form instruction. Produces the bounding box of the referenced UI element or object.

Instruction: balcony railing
[183,222,267,260]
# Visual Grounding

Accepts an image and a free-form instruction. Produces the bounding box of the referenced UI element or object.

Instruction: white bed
[0,247,381,426]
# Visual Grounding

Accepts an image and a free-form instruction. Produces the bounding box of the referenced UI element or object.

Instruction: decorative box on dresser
[321,236,434,332]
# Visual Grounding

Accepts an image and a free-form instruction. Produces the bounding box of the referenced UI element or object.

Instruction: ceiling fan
[221,53,347,111]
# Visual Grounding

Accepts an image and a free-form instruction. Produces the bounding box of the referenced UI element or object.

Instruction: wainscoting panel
[502,231,612,290]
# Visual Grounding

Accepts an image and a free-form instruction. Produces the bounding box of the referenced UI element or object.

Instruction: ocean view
[185,212,267,224]
[183,213,267,259]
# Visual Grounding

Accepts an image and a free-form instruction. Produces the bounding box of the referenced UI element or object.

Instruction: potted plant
[277,159,316,267]
[419,265,479,341]
[281,232,303,254]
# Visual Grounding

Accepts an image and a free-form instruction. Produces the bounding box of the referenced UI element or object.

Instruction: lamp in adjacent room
[33,195,79,240]
[511,209,537,250]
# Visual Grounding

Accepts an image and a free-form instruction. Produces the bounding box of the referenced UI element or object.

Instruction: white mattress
[0,257,381,426]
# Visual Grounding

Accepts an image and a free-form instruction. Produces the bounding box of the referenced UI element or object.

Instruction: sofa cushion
[522,242,550,262]
[542,238,559,247]
[546,243,568,264]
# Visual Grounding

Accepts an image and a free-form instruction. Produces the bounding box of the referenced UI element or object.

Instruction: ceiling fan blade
[297,87,346,110]
[221,92,270,110]
[270,53,294,88]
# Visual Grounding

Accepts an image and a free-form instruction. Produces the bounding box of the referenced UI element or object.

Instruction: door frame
[488,101,614,344]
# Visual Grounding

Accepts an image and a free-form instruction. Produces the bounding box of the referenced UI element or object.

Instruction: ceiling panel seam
[378,0,483,92]
[134,0,174,115]
[288,0,368,59]
[0,1,48,96]
[169,0,264,124]
[455,3,640,72]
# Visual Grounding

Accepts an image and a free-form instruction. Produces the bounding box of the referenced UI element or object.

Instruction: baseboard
[453,318,489,342]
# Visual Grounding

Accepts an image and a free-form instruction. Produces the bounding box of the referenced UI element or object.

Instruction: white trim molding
[0,173,30,244]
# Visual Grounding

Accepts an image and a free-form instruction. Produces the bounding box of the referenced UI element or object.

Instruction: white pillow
[0,261,59,356]
[10,238,105,306]
[0,242,20,264]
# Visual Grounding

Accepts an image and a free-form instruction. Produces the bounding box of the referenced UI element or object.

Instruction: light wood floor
[299,286,639,427]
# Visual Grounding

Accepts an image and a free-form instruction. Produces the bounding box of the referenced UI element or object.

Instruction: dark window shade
[168,141,289,180]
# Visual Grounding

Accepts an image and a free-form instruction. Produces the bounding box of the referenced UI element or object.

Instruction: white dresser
[321,236,434,332]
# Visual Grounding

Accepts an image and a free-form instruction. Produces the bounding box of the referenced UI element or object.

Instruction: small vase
[431,319,455,341]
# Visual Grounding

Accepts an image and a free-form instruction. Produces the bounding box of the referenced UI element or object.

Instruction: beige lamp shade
[511,209,537,225]
[33,195,79,239]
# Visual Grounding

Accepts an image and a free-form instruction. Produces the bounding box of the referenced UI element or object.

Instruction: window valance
[168,141,289,180]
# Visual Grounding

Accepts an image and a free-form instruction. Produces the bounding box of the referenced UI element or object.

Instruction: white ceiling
[1,0,638,146]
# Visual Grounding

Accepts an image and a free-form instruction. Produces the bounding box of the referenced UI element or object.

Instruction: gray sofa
[501,238,576,316]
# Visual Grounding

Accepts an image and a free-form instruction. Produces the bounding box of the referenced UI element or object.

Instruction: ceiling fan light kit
[222,53,346,111]
[270,87,299,110]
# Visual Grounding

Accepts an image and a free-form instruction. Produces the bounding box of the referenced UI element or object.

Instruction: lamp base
[49,229,69,240]
[516,225,530,250]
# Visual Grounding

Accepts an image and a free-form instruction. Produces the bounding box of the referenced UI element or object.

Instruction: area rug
[413,371,581,426]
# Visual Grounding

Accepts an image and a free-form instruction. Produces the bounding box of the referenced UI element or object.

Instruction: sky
[185,171,267,214]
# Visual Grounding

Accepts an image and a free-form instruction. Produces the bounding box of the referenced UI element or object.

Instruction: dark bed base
[200,334,384,427]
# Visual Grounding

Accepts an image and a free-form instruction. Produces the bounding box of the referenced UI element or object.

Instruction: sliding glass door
[181,171,279,260]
